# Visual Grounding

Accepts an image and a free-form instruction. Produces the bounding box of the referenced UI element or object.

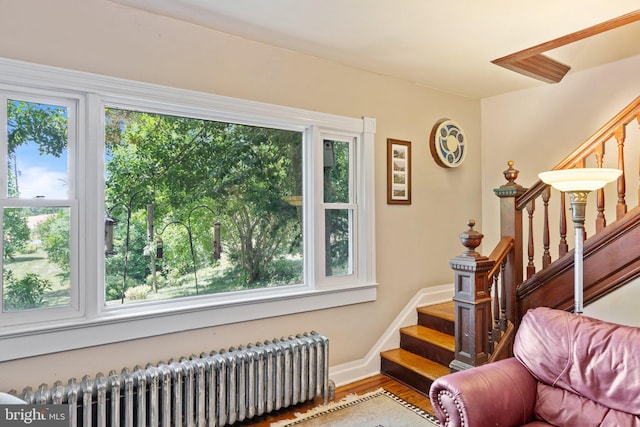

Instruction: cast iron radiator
[12,332,329,427]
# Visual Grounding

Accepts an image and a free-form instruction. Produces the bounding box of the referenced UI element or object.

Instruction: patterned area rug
[270,388,440,427]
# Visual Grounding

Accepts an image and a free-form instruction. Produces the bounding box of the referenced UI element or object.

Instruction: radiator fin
[13,332,329,427]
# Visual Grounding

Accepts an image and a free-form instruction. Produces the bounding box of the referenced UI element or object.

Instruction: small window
[322,137,355,278]
[1,95,77,319]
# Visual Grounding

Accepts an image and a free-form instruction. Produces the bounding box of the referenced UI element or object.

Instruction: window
[0,58,376,360]
[103,108,304,304]
[322,138,355,278]
[1,94,80,329]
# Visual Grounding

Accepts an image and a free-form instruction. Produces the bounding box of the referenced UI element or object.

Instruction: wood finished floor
[238,374,436,426]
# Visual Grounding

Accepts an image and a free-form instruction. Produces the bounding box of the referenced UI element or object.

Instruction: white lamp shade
[538,168,622,192]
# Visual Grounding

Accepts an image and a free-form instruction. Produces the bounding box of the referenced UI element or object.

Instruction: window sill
[0,283,377,362]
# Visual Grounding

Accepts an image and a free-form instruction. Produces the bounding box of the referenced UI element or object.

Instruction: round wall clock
[430,118,467,168]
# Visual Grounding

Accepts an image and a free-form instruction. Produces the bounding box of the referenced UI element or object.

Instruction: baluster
[488,274,498,354]
[499,260,507,332]
[615,126,627,219]
[559,192,568,257]
[595,143,606,233]
[542,187,551,268]
[491,271,500,350]
[526,200,535,279]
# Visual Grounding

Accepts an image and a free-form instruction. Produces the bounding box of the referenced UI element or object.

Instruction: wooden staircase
[380,301,455,395]
[380,95,640,397]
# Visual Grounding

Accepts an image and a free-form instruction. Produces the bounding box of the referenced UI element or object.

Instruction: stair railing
[449,95,640,371]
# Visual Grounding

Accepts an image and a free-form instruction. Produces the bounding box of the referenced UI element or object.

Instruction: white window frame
[0,91,84,329]
[0,57,377,361]
[316,132,359,287]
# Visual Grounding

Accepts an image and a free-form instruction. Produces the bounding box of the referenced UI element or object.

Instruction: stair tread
[381,348,450,380]
[400,325,455,352]
[417,301,454,322]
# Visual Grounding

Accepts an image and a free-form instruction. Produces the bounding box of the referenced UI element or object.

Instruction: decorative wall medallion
[430,119,466,168]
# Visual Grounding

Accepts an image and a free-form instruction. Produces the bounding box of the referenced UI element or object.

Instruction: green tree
[37,210,70,273]
[205,125,301,283]
[104,108,302,295]
[2,208,30,260]
[3,270,52,311]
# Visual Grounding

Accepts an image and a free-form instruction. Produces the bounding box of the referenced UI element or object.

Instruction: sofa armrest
[0,392,26,404]
[429,358,538,427]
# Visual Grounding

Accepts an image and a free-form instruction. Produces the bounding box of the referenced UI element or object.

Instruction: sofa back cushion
[514,307,640,416]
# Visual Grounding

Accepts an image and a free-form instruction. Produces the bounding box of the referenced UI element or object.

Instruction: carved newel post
[494,161,526,326]
[449,220,494,372]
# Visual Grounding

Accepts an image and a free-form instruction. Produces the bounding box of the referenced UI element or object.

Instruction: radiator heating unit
[12,332,329,427]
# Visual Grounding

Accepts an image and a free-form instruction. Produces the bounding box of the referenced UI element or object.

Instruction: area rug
[270,388,440,427]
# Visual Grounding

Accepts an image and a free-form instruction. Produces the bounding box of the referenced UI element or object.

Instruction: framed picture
[387,138,411,204]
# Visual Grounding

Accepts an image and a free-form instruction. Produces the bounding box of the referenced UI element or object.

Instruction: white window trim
[0,57,377,361]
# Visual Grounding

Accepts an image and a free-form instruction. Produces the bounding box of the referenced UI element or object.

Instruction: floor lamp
[538,168,622,314]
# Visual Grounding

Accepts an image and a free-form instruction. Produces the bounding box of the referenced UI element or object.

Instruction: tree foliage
[37,210,71,273]
[104,108,303,297]
[3,270,52,311]
[2,209,30,260]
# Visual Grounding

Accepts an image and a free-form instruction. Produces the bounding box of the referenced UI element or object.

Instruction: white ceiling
[111,0,640,99]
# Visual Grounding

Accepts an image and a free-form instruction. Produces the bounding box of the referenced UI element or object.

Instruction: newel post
[493,161,526,326]
[449,220,494,372]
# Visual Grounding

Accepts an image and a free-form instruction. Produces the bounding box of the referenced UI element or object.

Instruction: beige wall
[481,53,640,324]
[0,0,481,390]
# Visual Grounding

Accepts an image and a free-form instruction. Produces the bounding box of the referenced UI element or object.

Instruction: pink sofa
[429,307,640,426]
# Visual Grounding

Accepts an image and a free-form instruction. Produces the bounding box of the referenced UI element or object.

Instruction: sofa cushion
[514,307,640,416]
[535,382,639,426]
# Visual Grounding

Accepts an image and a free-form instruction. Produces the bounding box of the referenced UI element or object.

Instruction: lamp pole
[567,191,589,314]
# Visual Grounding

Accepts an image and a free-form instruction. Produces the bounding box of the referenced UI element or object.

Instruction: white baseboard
[328,283,454,387]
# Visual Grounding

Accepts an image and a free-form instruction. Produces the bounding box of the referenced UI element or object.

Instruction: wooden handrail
[487,321,515,363]
[516,95,640,211]
[487,237,514,279]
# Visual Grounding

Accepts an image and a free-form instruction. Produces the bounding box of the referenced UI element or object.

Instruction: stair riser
[400,334,454,367]
[380,358,433,395]
[418,312,455,335]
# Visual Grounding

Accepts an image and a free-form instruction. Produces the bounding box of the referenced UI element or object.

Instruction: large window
[0,58,376,360]
[104,108,304,304]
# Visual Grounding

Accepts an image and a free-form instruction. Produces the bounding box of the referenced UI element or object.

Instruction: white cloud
[17,166,67,199]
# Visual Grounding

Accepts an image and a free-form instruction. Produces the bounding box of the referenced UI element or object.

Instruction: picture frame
[387,138,411,204]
